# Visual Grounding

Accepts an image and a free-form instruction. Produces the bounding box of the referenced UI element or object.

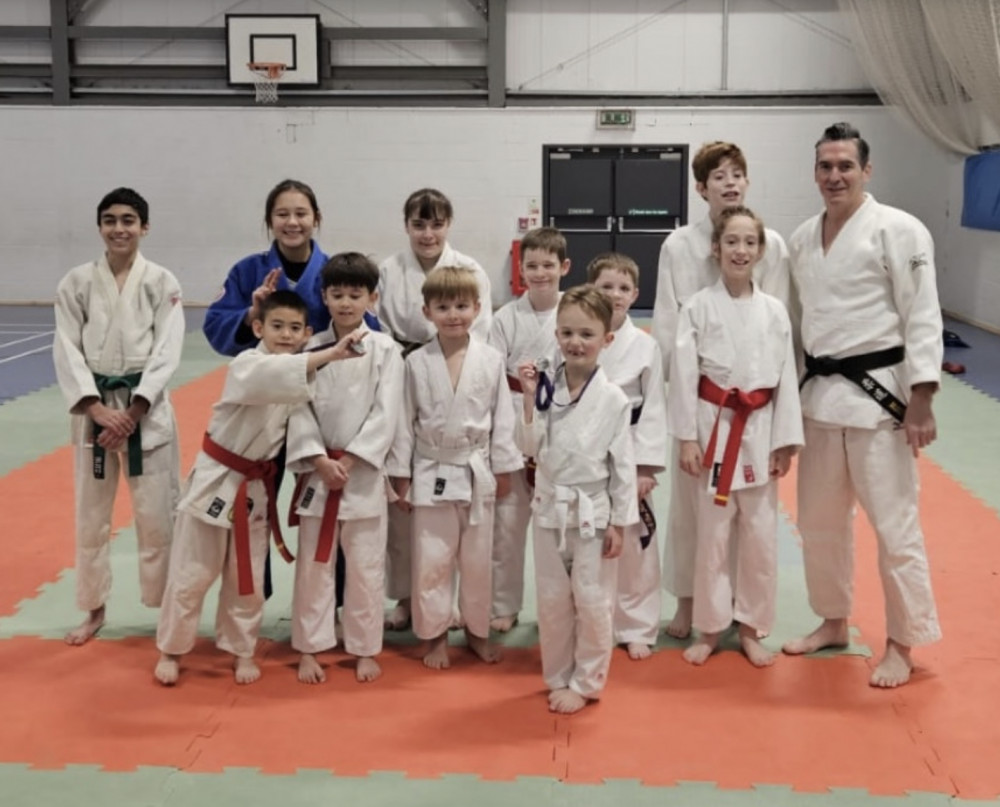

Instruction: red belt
[697,376,773,507]
[289,448,345,564]
[201,433,293,596]
[507,374,523,393]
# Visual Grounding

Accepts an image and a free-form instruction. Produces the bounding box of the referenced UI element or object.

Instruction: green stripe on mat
[925,375,1000,515]
[0,765,991,807]
[0,332,226,477]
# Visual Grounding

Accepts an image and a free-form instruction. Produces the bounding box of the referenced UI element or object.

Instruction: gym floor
[1,305,998,806]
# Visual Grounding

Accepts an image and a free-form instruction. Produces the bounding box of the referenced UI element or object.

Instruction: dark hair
[557,285,612,333]
[520,226,568,262]
[264,179,321,228]
[403,188,453,223]
[711,205,766,248]
[96,187,149,225]
[586,252,639,285]
[692,142,748,185]
[815,122,870,168]
[258,289,308,322]
[321,251,379,293]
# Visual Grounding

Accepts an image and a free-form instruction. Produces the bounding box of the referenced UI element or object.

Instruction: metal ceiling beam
[49,0,70,104]
[486,0,506,107]
[324,26,485,41]
[0,27,50,38]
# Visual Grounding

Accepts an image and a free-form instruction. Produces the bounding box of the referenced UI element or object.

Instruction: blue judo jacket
[203,240,378,356]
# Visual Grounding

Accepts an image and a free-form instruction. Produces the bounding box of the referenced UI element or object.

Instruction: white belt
[546,478,606,551]
[415,438,494,525]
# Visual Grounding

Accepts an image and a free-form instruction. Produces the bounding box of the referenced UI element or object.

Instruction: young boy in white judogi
[53,187,184,646]
[377,189,492,631]
[154,291,365,686]
[387,265,521,670]
[286,254,404,685]
[588,254,668,661]
[515,287,638,715]
[487,227,570,633]
[651,141,793,640]
[669,207,803,667]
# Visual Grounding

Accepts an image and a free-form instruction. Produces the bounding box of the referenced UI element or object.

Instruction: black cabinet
[543,145,688,309]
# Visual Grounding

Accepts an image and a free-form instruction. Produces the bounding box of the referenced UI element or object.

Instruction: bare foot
[870,639,913,688]
[781,618,850,655]
[154,653,180,686]
[626,642,653,660]
[65,606,105,646]
[449,607,465,631]
[234,657,261,685]
[490,614,518,633]
[385,599,411,631]
[549,688,588,714]
[738,624,776,667]
[683,631,721,665]
[423,634,451,669]
[665,597,693,640]
[466,630,502,664]
[297,653,326,684]
[356,656,382,683]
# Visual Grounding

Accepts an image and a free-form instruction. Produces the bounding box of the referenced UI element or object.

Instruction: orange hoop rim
[247,61,287,80]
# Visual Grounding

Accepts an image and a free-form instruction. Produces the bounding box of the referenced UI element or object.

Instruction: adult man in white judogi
[782,122,943,688]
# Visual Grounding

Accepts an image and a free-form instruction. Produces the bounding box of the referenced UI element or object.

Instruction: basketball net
[247,62,286,104]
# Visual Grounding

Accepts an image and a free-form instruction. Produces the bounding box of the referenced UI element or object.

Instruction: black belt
[393,336,426,358]
[800,345,907,423]
[630,404,643,426]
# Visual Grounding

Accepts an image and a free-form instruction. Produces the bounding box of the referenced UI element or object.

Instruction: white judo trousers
[291,514,386,657]
[797,420,941,646]
[692,479,777,634]
[534,525,618,698]
[661,440,698,598]
[412,502,494,640]
[156,491,269,659]
[614,519,661,645]
[73,439,179,610]
[490,468,533,619]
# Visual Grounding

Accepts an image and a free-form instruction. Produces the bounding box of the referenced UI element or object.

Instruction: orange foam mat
[0,368,225,617]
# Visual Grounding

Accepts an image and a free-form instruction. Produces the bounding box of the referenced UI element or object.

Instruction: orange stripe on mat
[0,367,225,616]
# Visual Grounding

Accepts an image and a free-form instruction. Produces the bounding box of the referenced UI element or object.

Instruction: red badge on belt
[743,465,755,484]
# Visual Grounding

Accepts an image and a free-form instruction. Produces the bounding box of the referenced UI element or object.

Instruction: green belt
[92,372,143,479]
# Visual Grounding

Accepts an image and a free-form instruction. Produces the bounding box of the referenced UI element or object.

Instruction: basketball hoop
[247,61,286,104]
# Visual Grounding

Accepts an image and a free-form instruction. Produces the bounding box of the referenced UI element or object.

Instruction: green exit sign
[597,109,635,130]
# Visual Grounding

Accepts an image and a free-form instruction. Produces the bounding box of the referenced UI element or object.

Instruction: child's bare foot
[665,597,692,639]
[385,598,411,631]
[683,631,721,665]
[626,642,653,660]
[738,624,775,667]
[356,656,382,683]
[466,630,502,664]
[234,657,261,684]
[298,653,326,684]
[870,639,913,688]
[423,634,450,669]
[490,614,518,633]
[154,653,180,686]
[548,688,588,714]
[782,618,849,655]
[449,607,465,631]
[65,606,105,645]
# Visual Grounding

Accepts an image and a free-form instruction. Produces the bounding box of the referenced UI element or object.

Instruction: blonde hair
[711,205,766,248]
[421,265,480,305]
[585,252,639,286]
[557,285,612,332]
